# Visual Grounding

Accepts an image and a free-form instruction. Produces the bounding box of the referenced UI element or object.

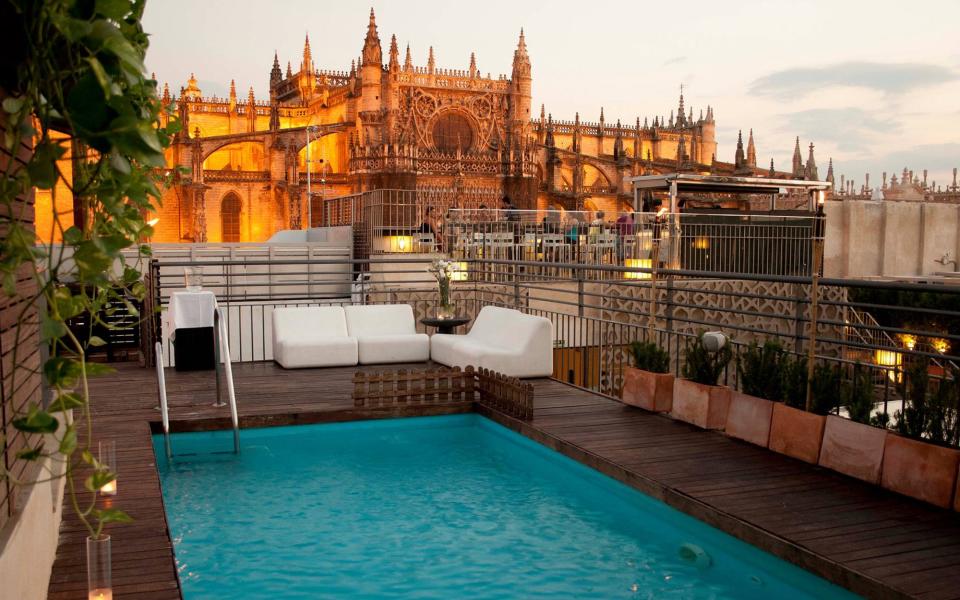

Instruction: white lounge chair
[430,306,553,378]
[272,306,358,368]
[343,304,430,364]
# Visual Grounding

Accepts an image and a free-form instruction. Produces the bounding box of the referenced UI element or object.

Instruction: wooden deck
[47,362,960,599]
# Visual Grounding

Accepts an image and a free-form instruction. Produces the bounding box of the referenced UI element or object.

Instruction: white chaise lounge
[343,304,430,364]
[272,306,358,368]
[430,306,553,378]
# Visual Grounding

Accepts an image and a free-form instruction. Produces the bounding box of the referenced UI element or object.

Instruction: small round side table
[420,316,471,335]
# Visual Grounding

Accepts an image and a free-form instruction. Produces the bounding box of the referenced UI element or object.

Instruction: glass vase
[98,440,117,496]
[436,303,456,320]
[87,535,112,600]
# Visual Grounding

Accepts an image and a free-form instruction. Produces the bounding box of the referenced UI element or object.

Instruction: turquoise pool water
[154,415,858,599]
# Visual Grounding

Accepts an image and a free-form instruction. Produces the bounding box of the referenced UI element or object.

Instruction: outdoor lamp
[702,331,727,353]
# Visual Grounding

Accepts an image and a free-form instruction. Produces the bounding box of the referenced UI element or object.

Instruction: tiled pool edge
[475,405,910,600]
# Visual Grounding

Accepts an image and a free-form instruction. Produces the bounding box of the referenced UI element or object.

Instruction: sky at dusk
[142,0,960,189]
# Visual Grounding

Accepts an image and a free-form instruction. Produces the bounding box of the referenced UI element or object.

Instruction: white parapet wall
[0,420,69,600]
[825,199,960,279]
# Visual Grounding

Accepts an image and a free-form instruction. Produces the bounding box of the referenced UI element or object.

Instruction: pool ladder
[157,308,240,459]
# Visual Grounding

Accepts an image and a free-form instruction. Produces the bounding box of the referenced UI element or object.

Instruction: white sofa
[430,306,553,378]
[343,304,430,364]
[272,306,358,369]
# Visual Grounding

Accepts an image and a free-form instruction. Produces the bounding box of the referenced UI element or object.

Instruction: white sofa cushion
[272,306,358,368]
[356,333,430,364]
[343,304,418,336]
[345,304,429,364]
[430,306,553,378]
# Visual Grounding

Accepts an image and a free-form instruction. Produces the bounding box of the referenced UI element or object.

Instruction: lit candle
[89,589,113,600]
[99,480,117,496]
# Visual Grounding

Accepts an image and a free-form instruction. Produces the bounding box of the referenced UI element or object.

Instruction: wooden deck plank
[44,361,960,600]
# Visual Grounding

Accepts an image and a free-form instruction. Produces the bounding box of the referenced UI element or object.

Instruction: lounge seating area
[271,304,553,378]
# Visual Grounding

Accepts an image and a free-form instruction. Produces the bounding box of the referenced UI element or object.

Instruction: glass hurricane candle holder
[98,440,117,496]
[184,266,203,291]
[87,534,112,600]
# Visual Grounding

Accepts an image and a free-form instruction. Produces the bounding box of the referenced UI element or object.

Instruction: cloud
[750,62,957,97]
[662,56,687,67]
[780,107,898,152]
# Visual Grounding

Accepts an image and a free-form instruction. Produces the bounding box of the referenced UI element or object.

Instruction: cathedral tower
[360,9,383,120]
[509,29,532,146]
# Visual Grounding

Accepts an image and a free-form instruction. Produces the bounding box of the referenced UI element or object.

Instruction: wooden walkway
[48,362,960,599]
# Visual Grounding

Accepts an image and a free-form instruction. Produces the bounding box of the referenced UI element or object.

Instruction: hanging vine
[0,0,177,536]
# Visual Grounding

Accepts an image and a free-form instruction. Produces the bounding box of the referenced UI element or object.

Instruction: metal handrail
[155,341,172,460]
[216,308,241,454]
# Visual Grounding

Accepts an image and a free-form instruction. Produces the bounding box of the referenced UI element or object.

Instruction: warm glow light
[874,349,902,383]
[388,235,413,252]
[656,207,668,218]
[99,480,117,496]
[899,334,917,350]
[146,217,160,227]
[451,262,468,282]
[933,338,950,354]
[692,236,709,250]
[624,258,652,280]
[817,190,825,205]
[89,589,112,600]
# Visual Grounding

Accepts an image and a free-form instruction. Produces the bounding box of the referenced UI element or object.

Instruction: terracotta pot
[881,434,960,508]
[621,367,674,412]
[671,378,731,430]
[725,391,774,447]
[768,403,826,464]
[818,415,887,484]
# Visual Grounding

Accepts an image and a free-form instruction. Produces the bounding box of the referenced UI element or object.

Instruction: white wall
[825,200,960,278]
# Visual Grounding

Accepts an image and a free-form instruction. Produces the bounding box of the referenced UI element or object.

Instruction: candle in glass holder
[98,440,117,496]
[88,589,113,600]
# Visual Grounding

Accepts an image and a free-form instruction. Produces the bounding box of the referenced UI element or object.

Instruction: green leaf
[59,428,78,455]
[12,405,59,434]
[40,312,68,341]
[2,97,24,114]
[109,151,130,174]
[85,363,116,377]
[96,0,131,20]
[16,444,44,460]
[44,356,82,388]
[85,57,114,99]
[88,335,107,347]
[48,392,86,412]
[93,507,133,524]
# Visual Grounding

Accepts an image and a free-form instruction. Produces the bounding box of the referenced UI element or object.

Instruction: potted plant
[767,356,834,464]
[726,341,785,446]
[622,339,673,412]
[671,332,733,429]
[818,363,888,484]
[881,361,960,508]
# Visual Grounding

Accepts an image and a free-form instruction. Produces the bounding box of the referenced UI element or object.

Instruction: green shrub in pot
[629,340,670,374]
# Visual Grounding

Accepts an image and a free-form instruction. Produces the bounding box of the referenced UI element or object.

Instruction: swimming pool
[154,415,858,599]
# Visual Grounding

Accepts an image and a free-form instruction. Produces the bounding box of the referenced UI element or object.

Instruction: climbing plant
[0,0,176,537]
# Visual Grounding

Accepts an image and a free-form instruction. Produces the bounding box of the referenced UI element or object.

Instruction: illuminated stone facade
[144,10,770,242]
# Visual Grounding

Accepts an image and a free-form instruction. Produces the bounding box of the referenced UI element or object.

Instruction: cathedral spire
[512,28,530,78]
[388,34,400,71]
[734,130,745,168]
[769,158,776,178]
[286,61,292,78]
[469,52,478,77]
[427,46,435,74]
[302,34,313,75]
[676,84,687,126]
[805,143,818,180]
[270,51,282,85]
[404,43,413,71]
[746,129,756,167]
[362,8,382,66]
[228,79,237,111]
[791,137,804,178]
[826,158,835,186]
